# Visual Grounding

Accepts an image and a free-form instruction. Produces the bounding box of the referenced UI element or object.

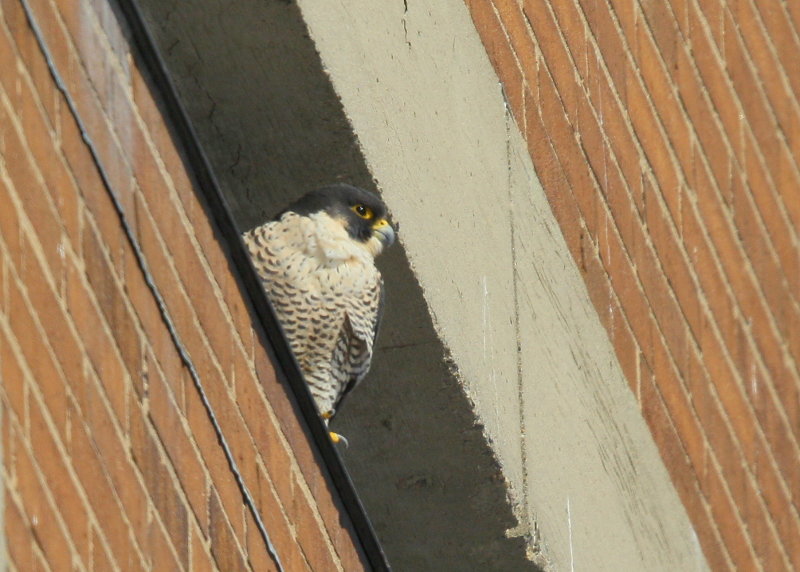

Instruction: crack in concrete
[402,0,411,48]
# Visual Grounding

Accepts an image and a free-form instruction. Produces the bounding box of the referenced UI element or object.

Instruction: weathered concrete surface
[297,0,708,570]
[132,0,708,567]
[133,0,535,569]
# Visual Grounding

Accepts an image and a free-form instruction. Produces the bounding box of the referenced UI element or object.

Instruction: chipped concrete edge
[295,0,708,569]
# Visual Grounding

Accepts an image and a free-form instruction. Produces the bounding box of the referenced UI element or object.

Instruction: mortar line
[0,36,261,567]
[528,2,793,563]
[16,1,284,569]
[51,6,344,552]
[535,0,800,533]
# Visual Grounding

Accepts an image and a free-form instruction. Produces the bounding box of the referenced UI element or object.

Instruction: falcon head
[282,184,396,257]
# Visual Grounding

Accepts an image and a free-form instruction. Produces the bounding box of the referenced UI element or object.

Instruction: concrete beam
[133,0,706,568]
[297,1,707,569]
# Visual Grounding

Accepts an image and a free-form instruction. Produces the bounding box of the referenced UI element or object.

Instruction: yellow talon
[329,431,349,448]
[321,410,334,420]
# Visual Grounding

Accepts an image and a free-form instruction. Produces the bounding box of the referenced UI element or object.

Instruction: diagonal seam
[16,0,284,568]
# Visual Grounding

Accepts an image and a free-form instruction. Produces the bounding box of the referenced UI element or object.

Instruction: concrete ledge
[134,0,534,568]
[298,0,707,569]
[134,0,706,568]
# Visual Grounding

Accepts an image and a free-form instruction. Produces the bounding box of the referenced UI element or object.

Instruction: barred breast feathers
[243,210,383,352]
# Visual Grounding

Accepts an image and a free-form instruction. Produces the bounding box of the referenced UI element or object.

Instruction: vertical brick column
[465,0,800,569]
[0,0,364,569]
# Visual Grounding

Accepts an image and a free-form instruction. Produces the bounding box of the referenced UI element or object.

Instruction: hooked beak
[372,218,396,247]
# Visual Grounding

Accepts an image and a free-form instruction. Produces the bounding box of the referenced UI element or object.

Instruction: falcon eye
[352,204,374,219]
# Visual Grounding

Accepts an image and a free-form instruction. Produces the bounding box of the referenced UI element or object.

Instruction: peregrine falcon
[243,184,395,444]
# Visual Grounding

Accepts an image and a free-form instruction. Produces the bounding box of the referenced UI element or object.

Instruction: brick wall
[0,0,365,569]
[465,0,799,570]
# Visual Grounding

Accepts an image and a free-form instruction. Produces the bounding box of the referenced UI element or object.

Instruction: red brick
[122,251,186,403]
[0,10,20,92]
[244,480,302,572]
[1,327,28,429]
[148,519,183,572]
[686,6,744,165]
[91,526,115,572]
[7,278,68,434]
[1,103,65,278]
[254,348,320,493]
[680,199,742,354]
[16,82,79,248]
[5,494,35,571]
[189,521,214,572]
[208,490,248,572]
[129,404,189,568]
[732,184,797,345]
[587,53,640,196]
[585,234,612,332]
[773,150,800,258]
[146,360,209,530]
[752,438,800,569]
[673,55,733,195]
[632,24,692,186]
[162,216,235,378]
[538,75,598,232]
[703,456,761,570]
[724,14,789,182]
[639,366,702,523]
[472,0,800,566]
[0,176,22,274]
[492,0,537,78]
[749,0,800,100]
[133,205,209,370]
[64,259,128,422]
[576,0,629,104]
[2,401,15,478]
[15,436,75,570]
[234,355,283,459]
[522,0,581,120]
[757,388,800,517]
[59,100,128,269]
[739,149,800,309]
[81,221,144,375]
[75,374,150,551]
[130,72,195,213]
[56,34,137,222]
[16,231,84,390]
[190,356,258,487]
[85,0,130,76]
[0,3,369,571]
[692,168,796,390]
[69,416,145,572]
[291,473,340,572]
[3,1,59,129]
[575,100,609,199]
[184,370,248,539]
[649,338,705,474]
[28,395,91,566]
[734,0,800,156]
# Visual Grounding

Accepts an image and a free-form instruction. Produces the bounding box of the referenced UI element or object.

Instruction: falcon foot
[329,431,349,448]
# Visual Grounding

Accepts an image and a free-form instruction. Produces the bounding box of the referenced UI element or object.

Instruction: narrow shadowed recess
[124,0,538,569]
